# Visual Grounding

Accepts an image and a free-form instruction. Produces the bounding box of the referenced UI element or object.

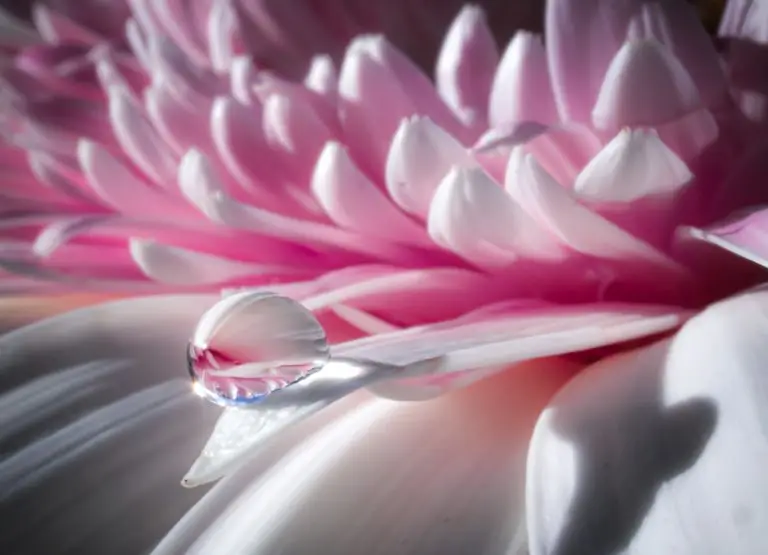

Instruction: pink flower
[3,0,768,554]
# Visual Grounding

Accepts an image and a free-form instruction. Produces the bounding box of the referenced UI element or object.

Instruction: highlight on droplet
[187,291,330,406]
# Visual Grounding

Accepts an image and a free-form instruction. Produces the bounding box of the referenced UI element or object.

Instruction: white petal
[178,362,575,555]
[527,290,768,554]
[0,296,221,554]
[385,116,471,219]
[574,128,693,202]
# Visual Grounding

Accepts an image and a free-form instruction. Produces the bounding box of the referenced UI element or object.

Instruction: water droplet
[188,291,330,407]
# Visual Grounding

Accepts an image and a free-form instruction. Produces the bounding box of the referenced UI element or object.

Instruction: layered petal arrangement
[4,0,768,553]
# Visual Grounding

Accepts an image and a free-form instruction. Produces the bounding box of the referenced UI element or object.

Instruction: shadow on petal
[529,341,717,555]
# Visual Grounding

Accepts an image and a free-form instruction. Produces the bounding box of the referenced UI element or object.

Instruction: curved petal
[527,289,768,554]
[0,296,222,554]
[165,359,577,555]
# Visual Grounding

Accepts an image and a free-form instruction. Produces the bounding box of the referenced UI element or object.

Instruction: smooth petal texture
[489,31,558,128]
[435,5,498,128]
[174,360,577,555]
[311,141,428,245]
[0,296,222,555]
[508,152,689,273]
[385,116,471,219]
[0,294,114,334]
[592,39,700,130]
[427,165,563,266]
[186,301,686,484]
[686,209,768,269]
[574,128,693,202]
[527,289,768,555]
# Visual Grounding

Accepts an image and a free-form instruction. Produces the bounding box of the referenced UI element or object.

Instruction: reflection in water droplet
[188,291,330,406]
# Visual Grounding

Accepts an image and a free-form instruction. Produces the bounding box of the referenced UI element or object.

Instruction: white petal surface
[527,290,768,555]
[0,296,222,554]
[574,128,693,202]
[187,301,687,484]
[174,361,577,555]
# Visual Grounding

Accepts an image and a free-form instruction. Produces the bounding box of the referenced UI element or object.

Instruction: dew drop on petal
[187,291,330,407]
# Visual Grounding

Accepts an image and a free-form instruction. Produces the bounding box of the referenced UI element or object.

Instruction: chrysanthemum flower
[3,0,768,553]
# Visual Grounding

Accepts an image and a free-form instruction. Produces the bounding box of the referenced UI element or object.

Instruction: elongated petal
[489,31,558,128]
[187,301,687,484]
[311,142,428,245]
[0,296,221,554]
[527,289,768,555]
[436,5,498,128]
[174,361,575,555]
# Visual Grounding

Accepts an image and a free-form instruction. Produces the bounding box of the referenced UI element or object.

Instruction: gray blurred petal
[0,295,222,555]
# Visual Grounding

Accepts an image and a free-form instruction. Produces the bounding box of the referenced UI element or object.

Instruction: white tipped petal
[489,31,558,128]
[592,40,700,130]
[128,239,289,285]
[311,142,427,244]
[427,166,563,266]
[436,5,499,127]
[385,116,471,219]
[574,128,693,202]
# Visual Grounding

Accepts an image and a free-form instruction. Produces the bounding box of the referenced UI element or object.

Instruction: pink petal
[435,5,498,129]
[546,0,641,122]
[178,150,417,264]
[207,0,244,74]
[107,85,180,186]
[152,0,211,66]
[145,80,213,155]
[592,39,700,130]
[128,239,301,286]
[428,166,564,267]
[489,31,558,128]
[311,142,428,245]
[297,266,506,329]
[32,4,101,44]
[385,116,471,219]
[574,128,693,202]
[303,55,338,105]
[77,140,195,219]
[507,152,689,274]
[262,92,334,190]
[338,36,420,177]
[523,124,604,188]
[629,2,726,108]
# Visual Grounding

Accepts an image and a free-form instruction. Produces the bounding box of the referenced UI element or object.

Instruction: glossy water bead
[188,291,331,406]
